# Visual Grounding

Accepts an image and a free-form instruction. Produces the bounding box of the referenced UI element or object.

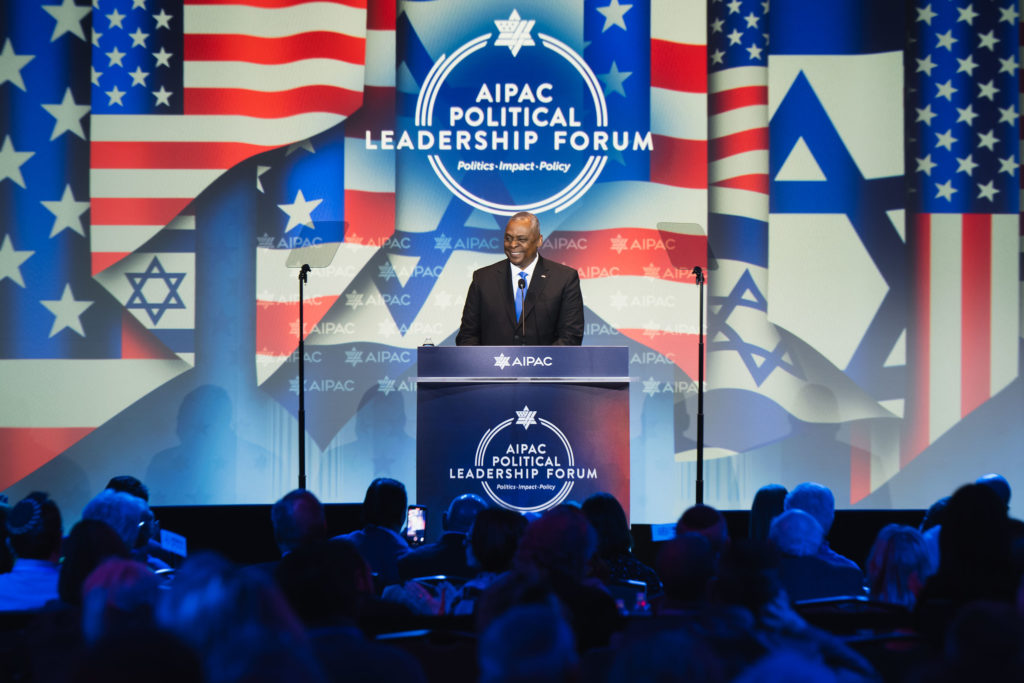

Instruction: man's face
[504,217,542,268]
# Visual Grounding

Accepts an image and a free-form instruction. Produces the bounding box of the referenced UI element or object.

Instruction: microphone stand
[297,263,311,490]
[694,266,704,504]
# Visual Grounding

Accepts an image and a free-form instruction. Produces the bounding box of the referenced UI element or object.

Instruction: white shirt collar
[511,256,539,293]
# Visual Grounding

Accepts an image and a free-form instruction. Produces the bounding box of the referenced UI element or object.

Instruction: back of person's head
[157,551,305,659]
[865,524,933,608]
[921,495,950,532]
[784,482,836,536]
[939,482,1012,578]
[469,507,528,574]
[81,557,161,644]
[275,539,372,626]
[6,491,62,560]
[656,531,715,604]
[270,489,326,555]
[59,519,131,605]
[581,492,632,557]
[676,503,730,555]
[361,478,407,531]
[82,489,148,550]
[478,604,578,683]
[976,473,1012,508]
[709,540,784,615]
[768,509,824,558]
[105,475,150,502]
[443,493,487,533]
[749,484,788,542]
[515,504,597,581]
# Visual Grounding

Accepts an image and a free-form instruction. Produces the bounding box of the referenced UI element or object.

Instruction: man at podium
[456,212,584,346]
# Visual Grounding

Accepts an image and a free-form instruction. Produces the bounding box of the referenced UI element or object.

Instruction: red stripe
[961,214,992,417]
[184,86,362,117]
[709,128,768,160]
[902,214,931,466]
[541,228,706,283]
[92,141,275,169]
[367,0,394,30]
[185,32,365,65]
[849,423,872,505]
[651,40,706,93]
[709,86,767,115]
[91,197,192,225]
[712,174,768,194]
[186,0,365,8]
[343,189,395,246]
[650,136,707,188]
[255,295,341,356]
[0,427,94,491]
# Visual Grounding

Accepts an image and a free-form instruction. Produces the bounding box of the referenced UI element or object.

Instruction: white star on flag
[41,283,94,337]
[41,184,90,238]
[0,234,34,287]
[0,39,35,91]
[596,0,632,32]
[515,405,538,429]
[278,189,323,232]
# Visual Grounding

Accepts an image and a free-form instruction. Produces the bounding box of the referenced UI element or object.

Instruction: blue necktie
[515,271,528,321]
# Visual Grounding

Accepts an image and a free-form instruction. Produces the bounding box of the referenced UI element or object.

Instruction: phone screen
[405,505,427,546]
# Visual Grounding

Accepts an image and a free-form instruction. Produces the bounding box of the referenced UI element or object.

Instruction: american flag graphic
[1,0,1022,518]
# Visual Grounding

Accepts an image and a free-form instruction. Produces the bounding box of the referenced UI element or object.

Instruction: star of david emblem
[642,377,661,397]
[378,263,397,281]
[494,9,535,57]
[345,349,363,366]
[345,291,364,309]
[609,290,628,310]
[515,404,537,429]
[124,256,187,324]
[256,233,275,248]
[494,352,511,369]
[609,234,628,254]
[642,263,660,278]
[378,375,396,396]
[434,234,453,252]
[289,378,300,394]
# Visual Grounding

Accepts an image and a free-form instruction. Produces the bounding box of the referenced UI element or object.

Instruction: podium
[416,346,630,537]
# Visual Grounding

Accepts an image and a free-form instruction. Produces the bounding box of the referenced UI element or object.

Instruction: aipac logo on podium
[448,404,598,512]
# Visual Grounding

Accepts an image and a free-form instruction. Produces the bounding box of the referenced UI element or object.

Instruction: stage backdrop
[1,0,1022,523]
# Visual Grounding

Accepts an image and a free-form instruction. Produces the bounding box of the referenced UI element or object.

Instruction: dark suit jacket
[396,532,474,581]
[455,256,584,346]
[332,525,409,587]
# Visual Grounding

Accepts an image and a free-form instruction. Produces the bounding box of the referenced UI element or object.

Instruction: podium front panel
[416,346,629,532]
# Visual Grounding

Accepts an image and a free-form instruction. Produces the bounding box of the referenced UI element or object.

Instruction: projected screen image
[1,0,1021,521]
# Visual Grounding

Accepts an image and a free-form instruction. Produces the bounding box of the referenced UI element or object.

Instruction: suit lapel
[523,257,548,321]
[499,260,517,328]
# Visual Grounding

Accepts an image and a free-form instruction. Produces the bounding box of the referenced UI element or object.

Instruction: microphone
[692,265,704,284]
[517,277,526,344]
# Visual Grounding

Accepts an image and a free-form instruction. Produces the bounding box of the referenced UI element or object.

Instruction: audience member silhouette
[709,540,876,682]
[784,482,860,571]
[478,604,579,683]
[749,484,788,542]
[104,475,175,570]
[676,503,730,564]
[274,539,427,683]
[582,491,662,596]
[272,489,328,556]
[58,519,131,607]
[919,495,950,570]
[480,505,620,652]
[81,489,148,556]
[156,551,323,683]
[332,478,410,587]
[916,483,1019,646]
[865,524,933,608]
[654,532,716,614]
[769,509,864,602]
[451,506,528,615]
[398,493,487,581]
[71,627,203,683]
[80,557,160,645]
[0,492,62,610]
